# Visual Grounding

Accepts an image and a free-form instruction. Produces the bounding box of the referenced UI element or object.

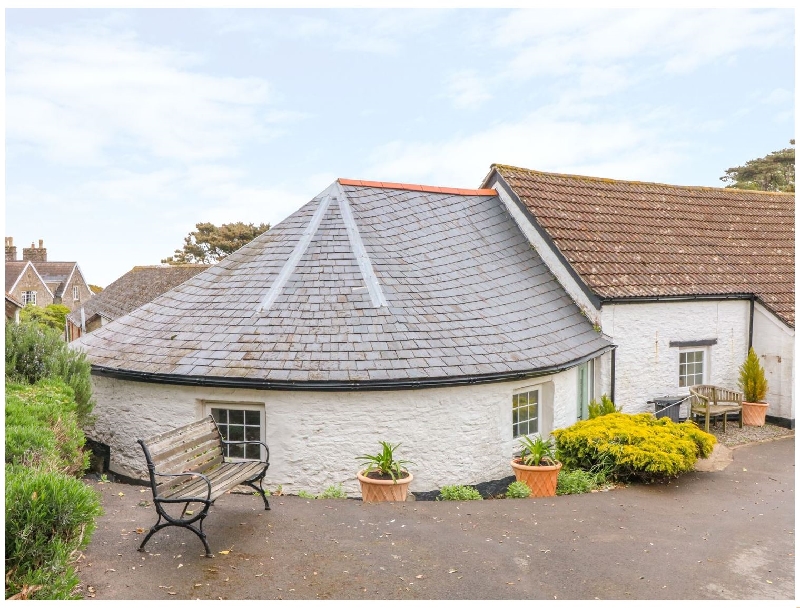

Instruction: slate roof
[32,262,80,297]
[67,265,209,327]
[5,261,29,293]
[77,180,612,388]
[487,165,795,328]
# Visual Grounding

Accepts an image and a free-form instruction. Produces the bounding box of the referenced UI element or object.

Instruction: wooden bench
[689,385,743,433]
[137,416,270,557]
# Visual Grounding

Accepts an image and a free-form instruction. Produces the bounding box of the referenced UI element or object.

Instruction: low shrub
[5,321,94,425]
[557,469,598,495]
[297,490,316,499]
[552,413,716,483]
[505,481,531,499]
[318,483,347,499]
[437,485,482,501]
[5,380,88,476]
[5,465,102,599]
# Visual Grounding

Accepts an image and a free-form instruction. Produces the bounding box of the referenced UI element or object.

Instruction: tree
[720,140,795,192]
[161,221,270,265]
[19,303,71,331]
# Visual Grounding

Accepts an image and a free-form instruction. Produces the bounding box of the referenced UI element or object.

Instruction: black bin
[649,395,688,423]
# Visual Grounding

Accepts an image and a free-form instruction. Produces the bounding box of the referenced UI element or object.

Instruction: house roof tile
[489,165,795,327]
[76,181,612,385]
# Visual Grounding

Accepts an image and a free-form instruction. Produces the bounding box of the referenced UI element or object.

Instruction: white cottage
[482,165,795,427]
[77,179,614,494]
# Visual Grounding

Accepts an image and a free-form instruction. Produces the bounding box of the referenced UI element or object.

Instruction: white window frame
[678,347,708,387]
[512,386,540,438]
[22,291,36,305]
[202,401,266,461]
[73,285,79,301]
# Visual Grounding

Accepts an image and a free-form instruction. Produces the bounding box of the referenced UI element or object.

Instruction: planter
[742,401,768,427]
[357,470,413,503]
[510,459,562,497]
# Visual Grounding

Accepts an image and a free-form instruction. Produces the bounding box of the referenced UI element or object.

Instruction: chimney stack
[5,237,17,262]
[22,239,47,263]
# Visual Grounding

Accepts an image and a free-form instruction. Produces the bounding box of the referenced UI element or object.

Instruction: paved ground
[77,437,794,601]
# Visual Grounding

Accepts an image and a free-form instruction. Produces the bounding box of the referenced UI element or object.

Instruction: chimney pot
[39,239,43,248]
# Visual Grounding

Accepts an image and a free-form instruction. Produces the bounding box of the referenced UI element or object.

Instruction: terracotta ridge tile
[491,164,795,197]
[338,178,496,196]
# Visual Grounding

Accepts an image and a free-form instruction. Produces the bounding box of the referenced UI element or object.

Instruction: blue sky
[4,8,795,287]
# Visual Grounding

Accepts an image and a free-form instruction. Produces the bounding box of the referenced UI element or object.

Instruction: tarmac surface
[77,436,794,601]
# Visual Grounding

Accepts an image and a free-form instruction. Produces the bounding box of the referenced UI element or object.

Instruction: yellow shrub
[552,413,716,482]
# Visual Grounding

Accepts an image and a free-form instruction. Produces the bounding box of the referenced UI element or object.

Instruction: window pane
[229,410,244,425]
[211,408,224,423]
[228,443,244,459]
[229,425,244,442]
[245,426,260,441]
[518,393,527,407]
[245,410,260,425]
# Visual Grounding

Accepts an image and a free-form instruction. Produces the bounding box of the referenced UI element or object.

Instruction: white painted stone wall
[751,303,795,422]
[599,300,751,416]
[89,366,593,496]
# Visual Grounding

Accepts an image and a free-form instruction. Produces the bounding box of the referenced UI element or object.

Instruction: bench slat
[148,421,219,456]
[142,417,216,449]
[156,454,225,496]
[154,434,223,470]
[160,461,264,501]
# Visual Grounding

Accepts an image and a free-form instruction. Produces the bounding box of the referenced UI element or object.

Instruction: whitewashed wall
[600,300,751,415]
[90,366,590,496]
[751,303,795,422]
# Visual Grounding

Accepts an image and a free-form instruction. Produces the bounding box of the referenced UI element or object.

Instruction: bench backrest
[690,385,743,409]
[138,417,224,492]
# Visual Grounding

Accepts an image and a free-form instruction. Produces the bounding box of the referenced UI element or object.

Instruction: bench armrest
[153,470,212,502]
[220,439,270,464]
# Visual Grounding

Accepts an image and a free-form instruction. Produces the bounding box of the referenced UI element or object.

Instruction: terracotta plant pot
[510,459,562,497]
[357,470,413,503]
[742,401,768,427]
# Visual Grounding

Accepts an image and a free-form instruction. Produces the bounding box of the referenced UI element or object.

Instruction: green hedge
[5,377,101,599]
[5,465,101,600]
[552,413,716,482]
[6,380,89,476]
[5,320,94,425]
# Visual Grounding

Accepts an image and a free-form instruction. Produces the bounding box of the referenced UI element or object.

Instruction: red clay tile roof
[489,165,795,327]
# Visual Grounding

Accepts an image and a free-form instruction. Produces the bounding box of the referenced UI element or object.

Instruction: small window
[73,285,79,301]
[679,350,705,387]
[513,389,539,438]
[22,291,36,305]
[211,407,263,460]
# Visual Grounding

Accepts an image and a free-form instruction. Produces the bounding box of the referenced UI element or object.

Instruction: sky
[3,7,795,288]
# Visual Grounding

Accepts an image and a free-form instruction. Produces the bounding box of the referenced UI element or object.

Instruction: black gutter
[599,292,758,305]
[610,348,616,403]
[748,295,755,350]
[486,170,603,310]
[91,345,616,392]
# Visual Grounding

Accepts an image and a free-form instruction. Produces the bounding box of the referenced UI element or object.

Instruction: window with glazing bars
[211,408,262,460]
[512,389,539,438]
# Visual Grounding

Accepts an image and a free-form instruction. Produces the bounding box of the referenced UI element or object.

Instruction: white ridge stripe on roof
[335,183,387,308]
[256,186,334,313]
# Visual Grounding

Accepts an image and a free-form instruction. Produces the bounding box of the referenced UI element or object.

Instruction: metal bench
[689,385,743,433]
[137,416,270,557]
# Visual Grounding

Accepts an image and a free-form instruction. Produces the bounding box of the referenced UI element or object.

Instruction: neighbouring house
[66,264,208,341]
[5,292,23,323]
[5,237,94,315]
[482,165,795,427]
[75,179,614,493]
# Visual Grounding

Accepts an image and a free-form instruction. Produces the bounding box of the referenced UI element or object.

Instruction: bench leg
[244,478,271,511]
[139,502,214,558]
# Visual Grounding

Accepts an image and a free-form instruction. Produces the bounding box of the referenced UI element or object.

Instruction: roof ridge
[338,178,496,196]
[491,164,796,197]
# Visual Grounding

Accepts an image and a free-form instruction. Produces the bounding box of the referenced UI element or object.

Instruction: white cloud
[5,26,290,166]
[444,70,493,110]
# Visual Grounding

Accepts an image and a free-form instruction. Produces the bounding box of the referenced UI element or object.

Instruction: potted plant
[510,435,562,497]
[738,348,769,427]
[356,441,414,503]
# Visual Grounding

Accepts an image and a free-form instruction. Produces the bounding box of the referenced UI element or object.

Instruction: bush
[738,347,768,403]
[5,380,89,476]
[20,303,71,331]
[5,321,94,425]
[437,485,483,501]
[588,394,621,419]
[552,413,716,483]
[318,484,347,499]
[505,481,531,499]
[557,469,598,495]
[5,465,102,599]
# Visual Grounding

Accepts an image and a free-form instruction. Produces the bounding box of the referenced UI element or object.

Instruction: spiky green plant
[517,435,557,466]
[738,348,768,403]
[356,441,413,482]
